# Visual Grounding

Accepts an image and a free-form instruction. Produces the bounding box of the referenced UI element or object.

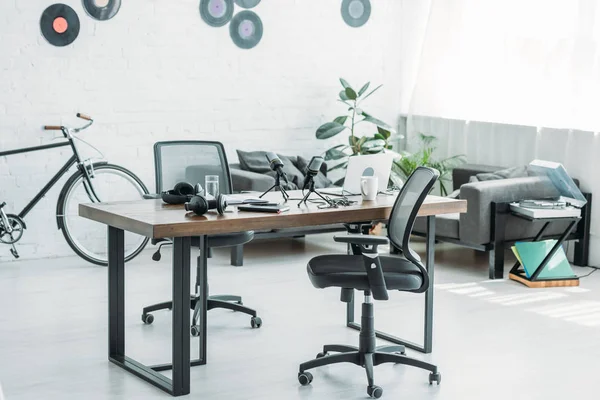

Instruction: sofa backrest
[459,177,560,245]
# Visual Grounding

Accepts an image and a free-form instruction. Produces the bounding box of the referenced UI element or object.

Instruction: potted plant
[315,78,403,186]
[393,133,466,196]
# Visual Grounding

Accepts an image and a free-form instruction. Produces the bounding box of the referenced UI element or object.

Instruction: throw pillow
[236,150,304,190]
[295,156,333,188]
[473,166,530,182]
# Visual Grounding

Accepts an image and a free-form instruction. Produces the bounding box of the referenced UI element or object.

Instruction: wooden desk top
[79,191,467,239]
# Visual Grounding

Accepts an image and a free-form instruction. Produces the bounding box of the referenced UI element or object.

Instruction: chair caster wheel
[316,352,327,359]
[141,314,154,325]
[429,372,441,385]
[191,325,201,337]
[250,316,262,328]
[298,371,313,386]
[367,385,383,398]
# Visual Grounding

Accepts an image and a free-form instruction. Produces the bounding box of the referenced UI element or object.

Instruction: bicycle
[0,113,150,265]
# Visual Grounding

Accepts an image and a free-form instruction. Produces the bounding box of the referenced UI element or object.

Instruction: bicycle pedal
[10,247,19,259]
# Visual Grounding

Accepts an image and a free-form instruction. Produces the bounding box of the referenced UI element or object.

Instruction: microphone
[303,156,324,190]
[306,156,324,177]
[265,152,288,184]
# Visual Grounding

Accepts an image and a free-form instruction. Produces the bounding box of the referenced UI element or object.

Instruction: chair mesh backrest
[388,167,439,251]
[154,141,232,194]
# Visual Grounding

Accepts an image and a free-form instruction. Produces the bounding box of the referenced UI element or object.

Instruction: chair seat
[191,231,254,248]
[307,255,424,292]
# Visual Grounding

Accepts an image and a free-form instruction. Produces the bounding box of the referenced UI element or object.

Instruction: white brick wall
[0,0,404,261]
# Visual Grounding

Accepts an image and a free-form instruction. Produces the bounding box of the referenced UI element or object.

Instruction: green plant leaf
[362,114,395,132]
[328,161,349,172]
[324,147,349,161]
[339,90,350,101]
[377,126,391,139]
[374,133,386,141]
[345,87,357,100]
[358,82,370,96]
[360,84,383,102]
[333,115,348,125]
[362,139,386,152]
[339,78,352,90]
[316,122,346,139]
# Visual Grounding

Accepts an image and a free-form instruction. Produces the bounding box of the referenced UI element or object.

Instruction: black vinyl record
[341,0,371,28]
[229,10,263,49]
[200,0,235,28]
[40,4,80,47]
[82,0,122,21]
[234,0,261,8]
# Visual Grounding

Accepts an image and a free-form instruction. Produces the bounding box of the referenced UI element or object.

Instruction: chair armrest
[335,234,389,301]
[334,234,389,246]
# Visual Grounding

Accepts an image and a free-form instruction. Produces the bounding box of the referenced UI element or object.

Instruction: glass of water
[205,175,219,199]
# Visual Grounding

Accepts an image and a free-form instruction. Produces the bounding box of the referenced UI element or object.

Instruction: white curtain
[400,0,600,265]
[405,0,600,132]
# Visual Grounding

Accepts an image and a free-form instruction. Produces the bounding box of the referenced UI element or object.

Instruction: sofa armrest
[231,168,275,193]
[452,164,504,191]
[459,177,560,244]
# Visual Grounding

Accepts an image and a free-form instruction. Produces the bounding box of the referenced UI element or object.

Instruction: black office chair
[141,141,262,335]
[297,167,441,399]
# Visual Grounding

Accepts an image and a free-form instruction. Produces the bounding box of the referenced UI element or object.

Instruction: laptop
[320,153,394,196]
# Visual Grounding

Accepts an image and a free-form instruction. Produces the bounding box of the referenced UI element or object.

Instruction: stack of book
[511,240,576,279]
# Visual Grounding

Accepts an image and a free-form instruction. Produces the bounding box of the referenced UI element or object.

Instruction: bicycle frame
[0,127,99,220]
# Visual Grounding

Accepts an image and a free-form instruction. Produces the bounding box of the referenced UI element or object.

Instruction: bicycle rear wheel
[57,163,150,266]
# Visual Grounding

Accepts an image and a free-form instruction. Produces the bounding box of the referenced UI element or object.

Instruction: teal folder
[514,240,576,279]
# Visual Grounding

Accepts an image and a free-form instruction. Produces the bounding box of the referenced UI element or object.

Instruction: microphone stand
[298,176,333,207]
[259,172,289,202]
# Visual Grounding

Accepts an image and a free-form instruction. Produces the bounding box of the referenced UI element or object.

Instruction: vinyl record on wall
[82,0,122,21]
[341,0,371,28]
[229,10,263,49]
[234,0,261,8]
[40,4,81,47]
[200,0,235,27]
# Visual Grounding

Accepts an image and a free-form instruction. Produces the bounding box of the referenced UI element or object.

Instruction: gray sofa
[413,164,591,279]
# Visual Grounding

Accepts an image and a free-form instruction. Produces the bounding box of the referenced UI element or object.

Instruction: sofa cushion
[413,214,460,240]
[471,166,531,182]
[236,150,304,190]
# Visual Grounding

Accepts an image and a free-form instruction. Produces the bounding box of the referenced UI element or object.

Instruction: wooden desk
[80,191,466,396]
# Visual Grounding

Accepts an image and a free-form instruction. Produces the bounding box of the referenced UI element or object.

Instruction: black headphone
[161,182,228,216]
[184,194,228,216]
[161,182,198,205]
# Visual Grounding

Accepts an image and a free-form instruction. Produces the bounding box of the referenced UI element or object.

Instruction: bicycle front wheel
[58,163,150,265]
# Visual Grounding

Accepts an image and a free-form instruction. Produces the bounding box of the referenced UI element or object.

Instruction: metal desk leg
[171,237,191,395]
[108,226,125,360]
[423,215,435,353]
[108,227,192,396]
[346,216,436,354]
[198,235,208,364]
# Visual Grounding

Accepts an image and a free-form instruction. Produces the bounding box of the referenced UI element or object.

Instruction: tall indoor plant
[315,78,402,185]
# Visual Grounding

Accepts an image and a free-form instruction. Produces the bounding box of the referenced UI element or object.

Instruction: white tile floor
[0,235,598,399]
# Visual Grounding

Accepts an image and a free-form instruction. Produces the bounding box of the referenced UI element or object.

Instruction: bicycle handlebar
[77,113,92,121]
[43,113,94,134]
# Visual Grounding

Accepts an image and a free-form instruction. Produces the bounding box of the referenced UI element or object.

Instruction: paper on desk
[223,194,268,205]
